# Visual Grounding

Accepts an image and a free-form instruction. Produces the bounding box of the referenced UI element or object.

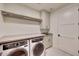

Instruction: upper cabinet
[40,10,50,34]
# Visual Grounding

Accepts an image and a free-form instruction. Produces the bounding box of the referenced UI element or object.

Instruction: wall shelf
[1,10,42,23]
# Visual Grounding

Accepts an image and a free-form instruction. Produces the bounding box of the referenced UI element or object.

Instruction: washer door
[7,48,28,56]
[33,42,44,56]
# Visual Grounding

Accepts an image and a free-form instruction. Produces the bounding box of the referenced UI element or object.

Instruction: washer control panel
[3,40,27,50]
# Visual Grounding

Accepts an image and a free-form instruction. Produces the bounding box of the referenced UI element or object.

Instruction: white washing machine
[30,36,45,56]
[0,39,30,56]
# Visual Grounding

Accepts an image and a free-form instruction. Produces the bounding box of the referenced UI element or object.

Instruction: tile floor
[45,47,73,56]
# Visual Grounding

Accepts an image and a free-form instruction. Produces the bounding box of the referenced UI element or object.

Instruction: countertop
[0,34,44,44]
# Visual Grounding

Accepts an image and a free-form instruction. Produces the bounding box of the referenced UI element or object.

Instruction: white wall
[0,3,41,37]
[3,16,41,36]
[0,4,3,10]
[0,4,4,23]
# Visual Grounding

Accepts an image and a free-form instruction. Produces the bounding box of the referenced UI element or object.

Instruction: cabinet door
[40,11,50,29]
[43,35,52,49]
[57,7,78,55]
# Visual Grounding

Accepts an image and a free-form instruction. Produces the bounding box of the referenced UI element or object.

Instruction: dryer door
[33,42,44,56]
[7,48,28,56]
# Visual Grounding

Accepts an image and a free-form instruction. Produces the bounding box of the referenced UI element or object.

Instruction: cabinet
[40,10,50,33]
[43,33,53,49]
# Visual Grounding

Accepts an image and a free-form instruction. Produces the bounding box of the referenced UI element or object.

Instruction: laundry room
[0,3,79,56]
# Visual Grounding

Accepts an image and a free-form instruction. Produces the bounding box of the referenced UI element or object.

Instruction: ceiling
[21,3,70,12]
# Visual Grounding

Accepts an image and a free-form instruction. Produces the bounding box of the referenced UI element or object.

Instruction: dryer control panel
[32,37,43,43]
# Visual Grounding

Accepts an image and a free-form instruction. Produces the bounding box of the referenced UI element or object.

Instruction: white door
[57,7,79,55]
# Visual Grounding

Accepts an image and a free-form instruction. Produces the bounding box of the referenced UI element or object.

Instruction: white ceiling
[21,3,69,12]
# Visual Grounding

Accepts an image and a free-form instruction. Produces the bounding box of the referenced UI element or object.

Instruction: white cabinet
[43,33,53,49]
[40,10,50,33]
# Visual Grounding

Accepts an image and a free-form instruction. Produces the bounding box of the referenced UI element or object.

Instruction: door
[57,7,79,55]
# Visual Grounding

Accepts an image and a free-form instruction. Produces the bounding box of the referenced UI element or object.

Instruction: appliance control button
[24,45,28,47]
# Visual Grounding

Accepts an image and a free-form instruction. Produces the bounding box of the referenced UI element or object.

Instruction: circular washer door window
[7,48,28,56]
[33,43,44,56]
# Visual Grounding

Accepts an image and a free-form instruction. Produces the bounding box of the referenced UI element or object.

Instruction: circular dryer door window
[33,43,44,56]
[7,48,28,56]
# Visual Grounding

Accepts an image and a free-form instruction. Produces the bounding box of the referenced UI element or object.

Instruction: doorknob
[58,34,61,37]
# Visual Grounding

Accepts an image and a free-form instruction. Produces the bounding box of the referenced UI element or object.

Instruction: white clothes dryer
[30,36,45,56]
